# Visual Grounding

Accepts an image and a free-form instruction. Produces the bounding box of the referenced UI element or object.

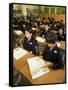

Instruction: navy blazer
[23,37,37,55]
[42,45,64,69]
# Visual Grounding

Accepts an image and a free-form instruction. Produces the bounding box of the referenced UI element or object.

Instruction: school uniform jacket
[57,33,66,41]
[42,45,64,69]
[23,37,37,55]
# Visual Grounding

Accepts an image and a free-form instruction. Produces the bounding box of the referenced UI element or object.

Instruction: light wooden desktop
[13,51,65,85]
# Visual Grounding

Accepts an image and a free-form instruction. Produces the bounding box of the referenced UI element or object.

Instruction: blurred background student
[57,27,66,41]
[38,23,50,38]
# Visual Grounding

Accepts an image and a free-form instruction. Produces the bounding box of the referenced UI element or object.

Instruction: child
[39,23,50,38]
[42,31,64,69]
[57,28,65,41]
[22,29,38,55]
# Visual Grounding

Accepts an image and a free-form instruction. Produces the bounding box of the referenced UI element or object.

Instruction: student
[57,28,65,41]
[42,18,46,24]
[39,23,50,38]
[22,29,38,55]
[42,31,64,69]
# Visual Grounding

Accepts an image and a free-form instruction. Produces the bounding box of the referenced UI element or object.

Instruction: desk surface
[14,52,65,85]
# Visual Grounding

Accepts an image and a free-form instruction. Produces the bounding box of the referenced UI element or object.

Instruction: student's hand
[44,61,53,67]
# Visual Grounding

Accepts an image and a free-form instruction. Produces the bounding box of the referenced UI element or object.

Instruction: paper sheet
[13,47,28,60]
[27,57,50,79]
[14,30,23,35]
[56,42,61,47]
[36,36,45,43]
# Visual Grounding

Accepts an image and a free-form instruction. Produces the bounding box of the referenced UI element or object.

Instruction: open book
[27,57,50,79]
[13,47,28,60]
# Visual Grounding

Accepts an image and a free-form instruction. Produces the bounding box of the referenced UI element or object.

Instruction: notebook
[13,47,28,60]
[27,57,50,79]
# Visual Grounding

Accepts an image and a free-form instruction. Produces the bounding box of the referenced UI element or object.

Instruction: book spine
[9,3,13,87]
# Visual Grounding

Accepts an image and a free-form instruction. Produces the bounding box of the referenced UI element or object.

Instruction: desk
[13,52,65,85]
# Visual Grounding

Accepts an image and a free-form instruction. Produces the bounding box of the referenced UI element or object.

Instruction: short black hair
[25,28,33,34]
[44,22,49,26]
[46,31,58,44]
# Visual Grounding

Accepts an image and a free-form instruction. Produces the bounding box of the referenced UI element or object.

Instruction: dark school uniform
[57,33,66,41]
[42,45,64,69]
[23,37,38,55]
[39,28,48,38]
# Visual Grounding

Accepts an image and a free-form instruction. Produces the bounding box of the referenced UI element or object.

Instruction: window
[44,6,49,14]
[57,7,65,14]
[51,7,55,14]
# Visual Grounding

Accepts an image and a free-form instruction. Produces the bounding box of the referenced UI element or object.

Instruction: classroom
[11,3,66,86]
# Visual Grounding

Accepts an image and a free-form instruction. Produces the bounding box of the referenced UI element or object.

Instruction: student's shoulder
[53,45,61,54]
[31,37,36,41]
[44,45,49,51]
[33,39,37,45]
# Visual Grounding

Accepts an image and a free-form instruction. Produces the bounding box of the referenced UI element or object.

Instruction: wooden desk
[13,52,65,85]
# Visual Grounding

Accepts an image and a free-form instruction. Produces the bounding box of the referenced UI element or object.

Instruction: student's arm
[32,40,38,55]
[52,50,64,69]
[42,45,48,60]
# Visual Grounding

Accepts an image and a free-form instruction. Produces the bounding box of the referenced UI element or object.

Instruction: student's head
[43,17,46,21]
[58,28,64,35]
[25,29,33,39]
[46,31,58,48]
[44,23,49,31]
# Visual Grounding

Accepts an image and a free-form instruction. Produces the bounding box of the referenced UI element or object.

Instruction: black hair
[46,31,58,44]
[25,29,35,40]
[43,17,46,20]
[25,28,33,34]
[44,22,49,26]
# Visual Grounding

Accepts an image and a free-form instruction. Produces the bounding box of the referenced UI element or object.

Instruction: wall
[40,13,65,23]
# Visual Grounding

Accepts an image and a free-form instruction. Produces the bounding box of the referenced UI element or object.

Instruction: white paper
[36,36,45,43]
[14,30,23,35]
[13,47,28,60]
[27,57,50,79]
[56,42,61,47]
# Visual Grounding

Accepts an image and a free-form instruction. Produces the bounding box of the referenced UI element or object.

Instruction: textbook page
[27,57,50,79]
[36,36,45,43]
[13,47,28,60]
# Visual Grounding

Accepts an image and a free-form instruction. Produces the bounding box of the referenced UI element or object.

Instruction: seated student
[42,18,46,24]
[22,29,38,55]
[39,23,50,38]
[42,31,64,69]
[57,28,66,41]
[48,17,55,24]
